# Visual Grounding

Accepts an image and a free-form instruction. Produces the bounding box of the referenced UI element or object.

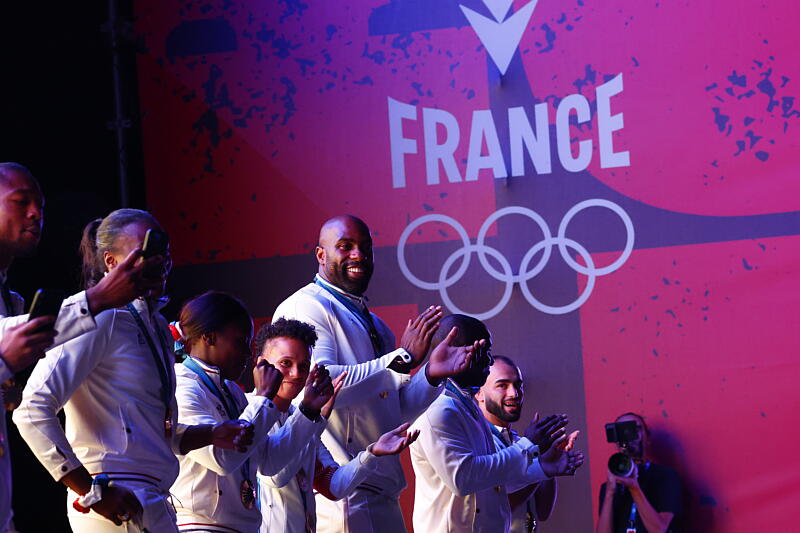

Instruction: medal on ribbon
[240,479,256,509]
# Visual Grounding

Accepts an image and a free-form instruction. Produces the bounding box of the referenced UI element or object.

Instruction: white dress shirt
[258,406,384,533]
[0,288,96,532]
[13,298,186,492]
[410,381,549,533]
[273,278,444,533]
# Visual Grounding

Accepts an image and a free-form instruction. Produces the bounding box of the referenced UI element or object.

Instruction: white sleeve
[414,399,547,497]
[397,363,444,424]
[0,291,97,376]
[175,378,279,475]
[274,294,404,409]
[316,442,382,500]
[257,408,326,480]
[12,311,112,481]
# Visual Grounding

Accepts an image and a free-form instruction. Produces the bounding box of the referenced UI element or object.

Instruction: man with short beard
[477,355,576,533]
[272,215,475,533]
[410,315,585,533]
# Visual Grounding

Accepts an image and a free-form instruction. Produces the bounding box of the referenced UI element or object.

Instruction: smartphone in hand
[28,289,66,332]
[142,229,169,259]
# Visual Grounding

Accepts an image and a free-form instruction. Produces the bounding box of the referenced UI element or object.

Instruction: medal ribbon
[126,303,173,437]
[314,276,384,357]
[182,356,252,495]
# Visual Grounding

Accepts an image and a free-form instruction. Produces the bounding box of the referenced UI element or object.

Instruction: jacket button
[476,508,480,514]
[61,466,68,472]
[379,392,389,399]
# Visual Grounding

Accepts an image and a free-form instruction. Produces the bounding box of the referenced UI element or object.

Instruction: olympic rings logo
[397,199,635,319]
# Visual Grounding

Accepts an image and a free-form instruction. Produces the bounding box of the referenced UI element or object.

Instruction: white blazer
[0,289,96,532]
[258,406,384,533]
[273,281,443,499]
[410,382,549,533]
[14,298,186,492]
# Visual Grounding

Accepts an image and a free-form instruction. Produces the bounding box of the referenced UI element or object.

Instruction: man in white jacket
[410,315,585,533]
[477,355,578,533]
[0,163,164,533]
[272,215,475,533]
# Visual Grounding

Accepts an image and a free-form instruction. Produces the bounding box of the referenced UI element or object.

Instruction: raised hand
[371,422,421,456]
[425,327,479,381]
[320,371,347,419]
[558,430,580,451]
[90,484,143,526]
[398,306,442,368]
[253,359,283,399]
[539,434,585,478]
[86,248,165,314]
[0,317,57,374]
[300,365,335,412]
[524,413,568,453]
[212,420,254,452]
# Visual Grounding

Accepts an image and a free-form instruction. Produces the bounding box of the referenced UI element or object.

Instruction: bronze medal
[240,479,256,509]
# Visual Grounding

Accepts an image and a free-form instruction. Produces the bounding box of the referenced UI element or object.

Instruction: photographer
[597,413,682,533]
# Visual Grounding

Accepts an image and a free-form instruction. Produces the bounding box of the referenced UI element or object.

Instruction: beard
[327,261,372,295]
[484,395,521,423]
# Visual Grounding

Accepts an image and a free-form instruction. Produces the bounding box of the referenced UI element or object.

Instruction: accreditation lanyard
[314,276,384,357]
[126,303,173,439]
[182,357,251,484]
[626,502,638,533]
[625,461,650,533]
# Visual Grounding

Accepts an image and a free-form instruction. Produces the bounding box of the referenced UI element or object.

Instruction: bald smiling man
[272,215,476,533]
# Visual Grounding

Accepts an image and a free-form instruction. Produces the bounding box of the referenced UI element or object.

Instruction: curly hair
[253,317,318,359]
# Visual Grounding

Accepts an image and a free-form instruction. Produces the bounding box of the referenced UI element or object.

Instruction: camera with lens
[605,420,639,477]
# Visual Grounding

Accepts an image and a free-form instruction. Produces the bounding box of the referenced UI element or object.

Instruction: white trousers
[315,489,407,533]
[67,482,178,533]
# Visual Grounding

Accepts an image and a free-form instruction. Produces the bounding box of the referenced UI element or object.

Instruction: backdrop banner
[134,1,800,530]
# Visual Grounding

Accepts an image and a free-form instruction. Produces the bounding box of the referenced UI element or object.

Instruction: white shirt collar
[315,274,369,307]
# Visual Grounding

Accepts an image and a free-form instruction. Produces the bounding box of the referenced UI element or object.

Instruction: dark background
[0,2,144,530]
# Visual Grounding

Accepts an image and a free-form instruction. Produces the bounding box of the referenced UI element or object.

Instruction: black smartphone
[142,229,169,258]
[28,289,66,321]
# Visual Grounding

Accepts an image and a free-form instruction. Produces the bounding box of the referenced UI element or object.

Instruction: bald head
[318,215,369,247]
[315,214,374,295]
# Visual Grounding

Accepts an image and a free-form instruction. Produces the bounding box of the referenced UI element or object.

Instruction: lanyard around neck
[126,303,172,410]
[182,356,252,482]
[314,276,384,357]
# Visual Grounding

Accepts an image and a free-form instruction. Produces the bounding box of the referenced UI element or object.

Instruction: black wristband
[298,402,321,422]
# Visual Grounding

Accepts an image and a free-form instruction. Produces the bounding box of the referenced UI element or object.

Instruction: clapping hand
[300,365,335,412]
[370,422,421,456]
[425,327,481,382]
[397,306,442,370]
[212,420,254,452]
[539,433,585,478]
[320,371,347,419]
[524,413,568,453]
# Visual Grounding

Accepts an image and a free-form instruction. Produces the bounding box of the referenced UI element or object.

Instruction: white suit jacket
[273,281,443,498]
[172,356,290,532]
[410,382,549,533]
[14,298,186,492]
[1,289,96,532]
[257,406,383,533]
